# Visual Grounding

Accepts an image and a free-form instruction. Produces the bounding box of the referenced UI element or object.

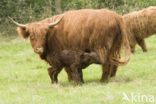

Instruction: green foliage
[0,0,156,38]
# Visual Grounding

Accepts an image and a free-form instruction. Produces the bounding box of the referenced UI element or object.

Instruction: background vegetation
[0,0,156,38]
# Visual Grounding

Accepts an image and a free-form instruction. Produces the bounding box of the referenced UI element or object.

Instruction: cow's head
[9,16,63,55]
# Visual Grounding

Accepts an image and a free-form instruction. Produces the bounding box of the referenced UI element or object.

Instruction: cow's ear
[17,27,29,39]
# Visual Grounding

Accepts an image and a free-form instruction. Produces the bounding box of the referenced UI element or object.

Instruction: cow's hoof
[51,80,58,84]
[100,77,109,83]
[68,77,73,82]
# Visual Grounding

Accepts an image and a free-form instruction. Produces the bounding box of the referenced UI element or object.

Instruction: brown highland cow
[123,6,156,53]
[9,9,130,84]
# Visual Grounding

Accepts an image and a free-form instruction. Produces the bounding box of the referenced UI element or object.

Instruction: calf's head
[9,16,63,55]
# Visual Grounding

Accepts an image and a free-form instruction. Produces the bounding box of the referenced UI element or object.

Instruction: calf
[47,50,101,84]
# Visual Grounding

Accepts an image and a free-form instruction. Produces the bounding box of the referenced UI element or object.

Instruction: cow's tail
[111,17,131,66]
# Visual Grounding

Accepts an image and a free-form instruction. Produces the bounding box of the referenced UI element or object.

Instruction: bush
[0,0,156,38]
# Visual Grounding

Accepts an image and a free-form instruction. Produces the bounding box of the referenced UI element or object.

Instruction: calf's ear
[17,27,29,39]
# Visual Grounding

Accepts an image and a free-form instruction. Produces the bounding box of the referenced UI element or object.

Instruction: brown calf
[47,50,101,84]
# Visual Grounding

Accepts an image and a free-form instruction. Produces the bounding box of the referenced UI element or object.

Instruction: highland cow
[9,9,130,84]
[123,6,156,53]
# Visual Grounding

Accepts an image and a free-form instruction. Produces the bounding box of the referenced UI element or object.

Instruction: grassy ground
[0,36,156,104]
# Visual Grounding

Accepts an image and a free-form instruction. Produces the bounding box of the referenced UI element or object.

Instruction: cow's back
[123,6,156,39]
[55,9,121,52]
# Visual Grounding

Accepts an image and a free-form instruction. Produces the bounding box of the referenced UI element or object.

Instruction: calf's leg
[64,67,84,83]
[70,64,82,85]
[64,67,73,81]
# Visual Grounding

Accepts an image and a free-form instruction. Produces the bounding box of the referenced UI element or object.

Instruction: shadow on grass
[109,75,133,84]
[55,75,133,87]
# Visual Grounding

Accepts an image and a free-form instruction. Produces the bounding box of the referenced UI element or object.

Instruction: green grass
[0,36,156,104]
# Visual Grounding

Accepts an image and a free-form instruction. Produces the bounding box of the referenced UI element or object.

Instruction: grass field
[0,36,156,104]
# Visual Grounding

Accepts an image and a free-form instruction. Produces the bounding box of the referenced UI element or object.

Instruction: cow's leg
[79,69,84,83]
[110,49,120,77]
[128,33,137,53]
[96,49,110,82]
[47,67,62,84]
[100,62,110,82]
[100,55,110,82]
[130,43,136,53]
[128,37,137,53]
[110,65,118,77]
[136,38,147,52]
[64,67,73,81]
[53,69,62,83]
[47,67,56,83]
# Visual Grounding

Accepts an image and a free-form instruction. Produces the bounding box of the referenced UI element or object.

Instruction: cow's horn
[8,16,26,28]
[48,15,64,27]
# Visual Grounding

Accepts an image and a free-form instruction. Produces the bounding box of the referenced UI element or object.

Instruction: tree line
[0,0,156,37]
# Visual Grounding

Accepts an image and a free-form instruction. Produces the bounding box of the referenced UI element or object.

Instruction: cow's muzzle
[34,47,44,54]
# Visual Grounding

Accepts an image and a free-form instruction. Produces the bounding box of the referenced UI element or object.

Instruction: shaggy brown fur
[123,6,156,53]
[12,9,130,84]
[47,50,101,84]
